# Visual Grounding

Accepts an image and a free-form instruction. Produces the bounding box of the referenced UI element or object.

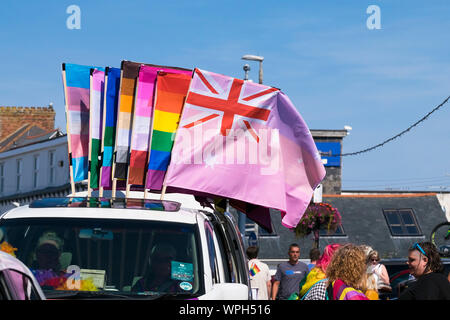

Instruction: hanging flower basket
[294,202,342,238]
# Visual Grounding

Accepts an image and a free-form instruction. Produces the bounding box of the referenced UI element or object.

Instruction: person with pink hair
[298,244,342,298]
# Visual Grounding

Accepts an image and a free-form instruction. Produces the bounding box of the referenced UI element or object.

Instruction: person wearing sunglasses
[367,249,391,293]
[399,242,450,300]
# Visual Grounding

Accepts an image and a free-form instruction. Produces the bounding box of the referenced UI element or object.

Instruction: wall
[0,136,69,198]
[0,106,55,141]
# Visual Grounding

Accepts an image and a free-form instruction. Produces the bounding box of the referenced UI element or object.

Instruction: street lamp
[242,54,264,84]
[243,64,250,81]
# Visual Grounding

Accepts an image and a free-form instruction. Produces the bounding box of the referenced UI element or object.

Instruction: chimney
[0,105,56,141]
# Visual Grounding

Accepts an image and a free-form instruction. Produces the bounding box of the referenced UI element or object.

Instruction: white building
[0,133,83,213]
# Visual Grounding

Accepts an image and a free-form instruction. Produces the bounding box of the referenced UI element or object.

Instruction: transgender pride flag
[164,69,326,228]
[100,67,121,189]
[128,65,191,186]
[63,63,103,182]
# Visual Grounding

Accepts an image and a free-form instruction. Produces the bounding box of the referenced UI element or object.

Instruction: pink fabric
[165,69,325,228]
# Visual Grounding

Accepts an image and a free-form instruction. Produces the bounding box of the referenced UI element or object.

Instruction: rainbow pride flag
[100,67,121,188]
[89,69,105,189]
[249,263,260,277]
[63,63,103,182]
[128,65,191,186]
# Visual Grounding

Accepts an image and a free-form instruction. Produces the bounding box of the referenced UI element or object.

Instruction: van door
[209,211,249,289]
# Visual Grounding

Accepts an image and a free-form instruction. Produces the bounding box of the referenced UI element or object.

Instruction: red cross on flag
[183,69,279,138]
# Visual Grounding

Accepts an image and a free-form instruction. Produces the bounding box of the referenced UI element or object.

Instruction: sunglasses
[412,243,428,257]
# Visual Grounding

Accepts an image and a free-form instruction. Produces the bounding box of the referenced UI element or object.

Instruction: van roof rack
[29,197,181,212]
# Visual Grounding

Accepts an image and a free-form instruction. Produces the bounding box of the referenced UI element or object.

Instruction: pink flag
[164,69,325,228]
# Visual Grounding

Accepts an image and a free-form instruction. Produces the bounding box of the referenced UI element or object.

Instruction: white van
[0,192,250,300]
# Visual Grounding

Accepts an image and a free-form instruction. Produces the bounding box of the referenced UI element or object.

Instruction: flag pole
[112,176,117,198]
[62,63,76,196]
[99,67,109,198]
[87,68,95,197]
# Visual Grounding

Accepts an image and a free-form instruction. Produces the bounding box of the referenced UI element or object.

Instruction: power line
[327,95,450,157]
[345,175,450,183]
[345,176,447,182]
[344,178,450,189]
[345,182,450,189]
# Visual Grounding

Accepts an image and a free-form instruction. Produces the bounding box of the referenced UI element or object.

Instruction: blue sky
[1,1,449,191]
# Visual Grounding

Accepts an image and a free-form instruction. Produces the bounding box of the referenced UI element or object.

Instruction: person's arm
[266,280,272,300]
[264,268,272,300]
[271,281,280,300]
[271,265,282,300]
[379,264,390,284]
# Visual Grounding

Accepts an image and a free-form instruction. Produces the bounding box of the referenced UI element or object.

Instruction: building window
[49,151,56,185]
[319,224,346,237]
[0,163,4,193]
[383,208,422,236]
[16,159,22,192]
[33,155,40,189]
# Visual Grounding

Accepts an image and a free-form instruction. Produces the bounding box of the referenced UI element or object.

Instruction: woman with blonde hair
[367,249,391,293]
[325,244,369,300]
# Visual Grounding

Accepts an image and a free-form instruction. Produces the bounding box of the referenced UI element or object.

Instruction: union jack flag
[181,68,279,142]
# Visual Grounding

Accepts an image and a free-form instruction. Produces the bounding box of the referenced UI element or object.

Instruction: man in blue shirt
[271,243,309,300]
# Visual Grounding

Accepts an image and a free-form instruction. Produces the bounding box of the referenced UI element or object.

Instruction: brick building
[0,105,55,142]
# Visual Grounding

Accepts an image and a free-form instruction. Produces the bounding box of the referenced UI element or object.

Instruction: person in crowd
[307,248,321,272]
[399,242,450,300]
[246,246,271,300]
[367,249,391,295]
[325,244,369,300]
[302,277,329,300]
[271,243,308,300]
[299,243,341,298]
[361,245,380,300]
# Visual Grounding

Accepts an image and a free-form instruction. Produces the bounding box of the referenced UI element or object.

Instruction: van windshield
[0,218,203,299]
